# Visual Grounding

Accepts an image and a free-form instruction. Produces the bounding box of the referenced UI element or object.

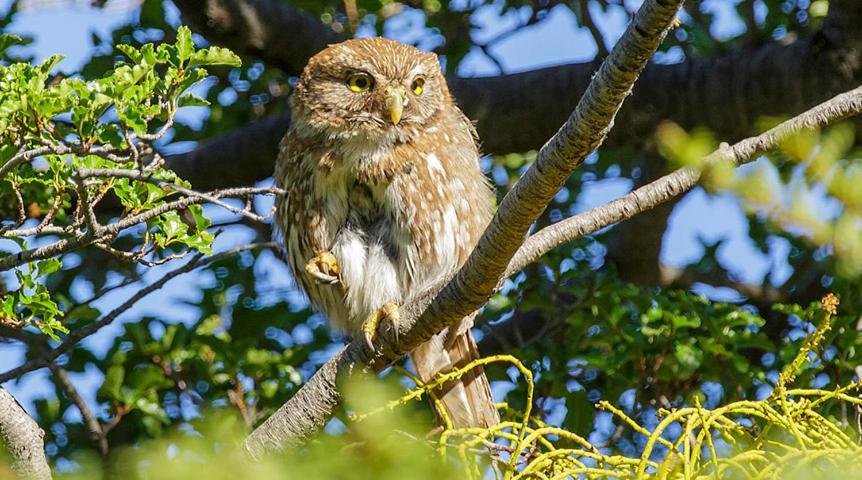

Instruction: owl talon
[362,302,400,351]
[305,251,340,285]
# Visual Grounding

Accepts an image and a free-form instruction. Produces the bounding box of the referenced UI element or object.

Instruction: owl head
[291,37,449,142]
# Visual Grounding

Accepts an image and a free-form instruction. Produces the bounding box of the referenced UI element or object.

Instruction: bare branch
[0,186,279,271]
[0,388,51,480]
[77,168,279,223]
[506,85,862,277]
[48,365,108,458]
[0,146,57,180]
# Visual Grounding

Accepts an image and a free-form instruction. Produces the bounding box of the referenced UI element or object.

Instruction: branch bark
[48,366,108,459]
[0,388,51,480]
[166,0,862,191]
[242,0,684,458]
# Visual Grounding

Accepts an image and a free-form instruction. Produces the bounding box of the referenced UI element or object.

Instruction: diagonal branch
[242,0,685,458]
[244,82,862,460]
[0,388,51,480]
[48,365,108,459]
[481,89,862,355]
[504,85,862,277]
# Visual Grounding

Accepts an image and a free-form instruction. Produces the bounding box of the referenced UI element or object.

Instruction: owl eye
[347,73,373,92]
[411,78,425,96]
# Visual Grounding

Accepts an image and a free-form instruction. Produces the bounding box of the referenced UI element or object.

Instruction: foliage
[0,27,242,338]
[16,294,862,480]
[658,120,862,276]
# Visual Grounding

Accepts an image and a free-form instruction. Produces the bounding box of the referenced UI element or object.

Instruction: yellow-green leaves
[0,33,23,55]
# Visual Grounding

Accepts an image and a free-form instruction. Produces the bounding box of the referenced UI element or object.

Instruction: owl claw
[305,251,340,285]
[362,302,400,351]
[309,269,339,284]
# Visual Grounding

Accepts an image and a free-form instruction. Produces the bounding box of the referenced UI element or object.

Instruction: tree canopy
[2,1,862,478]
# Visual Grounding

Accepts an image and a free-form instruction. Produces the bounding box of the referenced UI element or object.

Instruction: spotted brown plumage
[274,37,499,428]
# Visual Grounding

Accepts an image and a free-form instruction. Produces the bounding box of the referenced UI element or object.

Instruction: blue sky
[0,0,786,418]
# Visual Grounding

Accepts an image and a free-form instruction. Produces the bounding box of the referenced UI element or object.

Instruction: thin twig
[49,364,109,458]
[0,242,276,383]
[578,0,610,58]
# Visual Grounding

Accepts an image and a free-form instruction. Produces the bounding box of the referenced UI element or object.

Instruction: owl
[274,37,499,428]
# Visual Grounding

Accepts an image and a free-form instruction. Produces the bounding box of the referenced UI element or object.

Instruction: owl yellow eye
[347,73,373,92]
[411,78,425,95]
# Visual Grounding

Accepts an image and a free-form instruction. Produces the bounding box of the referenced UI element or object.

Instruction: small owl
[274,37,499,428]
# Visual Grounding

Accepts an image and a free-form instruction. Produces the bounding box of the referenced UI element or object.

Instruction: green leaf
[176,25,194,63]
[101,364,125,401]
[0,34,23,55]
[188,46,241,67]
[117,44,142,64]
[36,258,62,277]
[177,93,210,107]
[37,55,64,75]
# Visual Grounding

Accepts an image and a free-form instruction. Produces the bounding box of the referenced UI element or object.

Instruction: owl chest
[314,175,394,246]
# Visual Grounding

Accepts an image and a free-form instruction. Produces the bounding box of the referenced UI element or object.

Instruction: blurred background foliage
[1,0,862,477]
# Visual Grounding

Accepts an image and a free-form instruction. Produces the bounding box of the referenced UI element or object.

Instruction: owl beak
[385,86,407,125]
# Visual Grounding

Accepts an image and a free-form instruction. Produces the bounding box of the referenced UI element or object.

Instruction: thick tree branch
[605,150,681,285]
[0,388,51,480]
[242,0,684,458]
[166,113,292,192]
[173,0,343,77]
[166,0,862,191]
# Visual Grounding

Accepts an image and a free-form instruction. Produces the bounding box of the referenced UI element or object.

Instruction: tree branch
[0,388,51,480]
[504,85,862,278]
[605,150,681,285]
[0,186,278,271]
[173,0,343,77]
[0,242,276,384]
[48,365,108,459]
[242,0,684,458]
[166,112,292,191]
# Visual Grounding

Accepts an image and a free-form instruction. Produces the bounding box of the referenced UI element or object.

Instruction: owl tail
[410,328,500,429]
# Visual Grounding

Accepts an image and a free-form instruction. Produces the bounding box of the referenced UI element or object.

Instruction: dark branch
[173,0,343,77]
